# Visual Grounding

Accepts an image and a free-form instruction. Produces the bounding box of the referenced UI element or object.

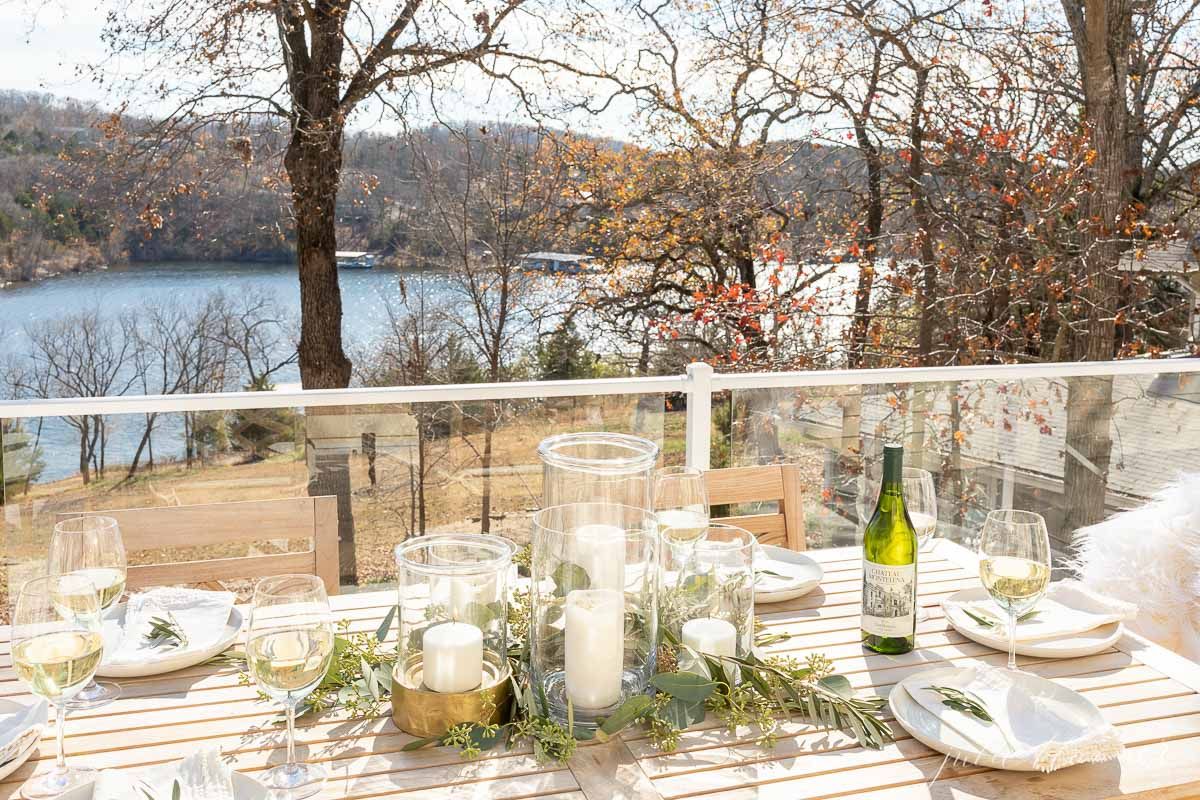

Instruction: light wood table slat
[4,539,1200,799]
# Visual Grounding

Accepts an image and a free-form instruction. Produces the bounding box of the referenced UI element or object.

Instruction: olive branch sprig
[143,616,188,649]
[927,685,993,722]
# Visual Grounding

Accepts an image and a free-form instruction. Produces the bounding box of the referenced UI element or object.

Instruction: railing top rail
[0,357,1195,419]
[0,375,688,418]
[710,357,1200,390]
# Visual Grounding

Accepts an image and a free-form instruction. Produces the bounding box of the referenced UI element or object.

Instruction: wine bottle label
[861,560,915,637]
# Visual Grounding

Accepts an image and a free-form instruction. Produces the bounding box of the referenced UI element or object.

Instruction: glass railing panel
[727,368,1200,560]
[1,391,677,616]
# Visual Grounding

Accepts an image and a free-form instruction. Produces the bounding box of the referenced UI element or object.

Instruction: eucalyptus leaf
[651,672,719,703]
[402,734,444,752]
[375,604,398,642]
[598,695,653,737]
[552,562,590,596]
[661,696,707,729]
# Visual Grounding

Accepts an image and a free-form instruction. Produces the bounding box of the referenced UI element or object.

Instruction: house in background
[336,251,378,269]
[519,252,596,273]
[1120,237,1200,343]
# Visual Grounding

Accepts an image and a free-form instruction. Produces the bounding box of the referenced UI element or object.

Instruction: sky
[0,0,639,138]
[0,1,110,101]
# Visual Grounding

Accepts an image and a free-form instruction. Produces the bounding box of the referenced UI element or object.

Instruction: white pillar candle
[422,622,483,693]
[573,523,627,593]
[565,589,625,709]
[682,617,737,659]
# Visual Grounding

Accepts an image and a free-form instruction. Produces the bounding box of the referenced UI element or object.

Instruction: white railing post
[685,362,713,470]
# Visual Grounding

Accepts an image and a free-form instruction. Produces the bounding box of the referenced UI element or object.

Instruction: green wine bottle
[861,443,917,654]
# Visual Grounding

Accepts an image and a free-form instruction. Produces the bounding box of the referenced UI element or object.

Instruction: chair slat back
[703,464,806,551]
[57,496,340,595]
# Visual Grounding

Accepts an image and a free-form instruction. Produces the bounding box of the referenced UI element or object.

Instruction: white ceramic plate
[753,545,824,604]
[96,606,244,678]
[889,665,1110,771]
[55,771,268,799]
[942,587,1123,658]
[0,696,47,782]
[0,732,41,784]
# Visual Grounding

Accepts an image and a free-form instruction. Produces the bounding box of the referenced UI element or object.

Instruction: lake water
[0,261,535,484]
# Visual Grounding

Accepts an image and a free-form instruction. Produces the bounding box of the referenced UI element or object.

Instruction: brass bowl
[391,651,512,738]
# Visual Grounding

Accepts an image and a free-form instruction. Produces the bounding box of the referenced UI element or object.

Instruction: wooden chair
[704,464,807,551]
[58,496,340,595]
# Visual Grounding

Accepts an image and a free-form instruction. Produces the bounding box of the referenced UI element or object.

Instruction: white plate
[889,665,1110,771]
[55,771,268,799]
[942,587,1123,658]
[753,545,824,603]
[0,732,41,784]
[96,605,243,678]
[0,696,47,782]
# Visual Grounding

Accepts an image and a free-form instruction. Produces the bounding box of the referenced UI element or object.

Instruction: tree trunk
[479,403,497,534]
[76,416,90,485]
[907,66,937,365]
[1062,376,1114,539]
[1058,0,1132,542]
[287,115,356,582]
[125,413,157,482]
[848,129,883,369]
[417,418,428,536]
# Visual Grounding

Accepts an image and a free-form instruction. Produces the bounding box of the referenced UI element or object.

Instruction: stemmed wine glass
[977,509,1051,671]
[654,466,710,577]
[247,575,335,798]
[48,515,126,708]
[904,469,938,551]
[11,574,103,798]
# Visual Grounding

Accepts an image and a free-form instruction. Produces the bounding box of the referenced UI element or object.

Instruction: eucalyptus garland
[223,549,893,760]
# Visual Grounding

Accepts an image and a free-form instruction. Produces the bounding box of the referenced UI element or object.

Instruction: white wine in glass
[655,466,710,547]
[12,575,103,799]
[248,575,335,798]
[978,509,1051,671]
[48,515,126,709]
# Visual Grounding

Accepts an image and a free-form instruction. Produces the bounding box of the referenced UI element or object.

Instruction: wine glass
[48,515,126,708]
[977,509,1051,671]
[904,469,938,551]
[247,575,335,798]
[11,574,103,798]
[655,466,710,584]
[655,466,710,546]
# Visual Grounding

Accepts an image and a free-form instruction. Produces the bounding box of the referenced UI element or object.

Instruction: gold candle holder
[391,651,512,738]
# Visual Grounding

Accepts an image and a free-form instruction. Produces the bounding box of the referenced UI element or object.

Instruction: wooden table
[4,539,1200,799]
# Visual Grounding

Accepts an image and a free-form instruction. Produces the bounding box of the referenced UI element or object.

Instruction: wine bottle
[861,443,918,654]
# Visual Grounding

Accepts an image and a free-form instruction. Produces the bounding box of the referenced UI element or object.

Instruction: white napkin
[903,665,1122,772]
[0,697,46,765]
[104,587,236,665]
[944,580,1137,643]
[93,748,267,800]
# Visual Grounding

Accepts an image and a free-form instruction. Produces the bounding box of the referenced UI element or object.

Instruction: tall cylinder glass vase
[529,503,659,729]
[537,432,659,510]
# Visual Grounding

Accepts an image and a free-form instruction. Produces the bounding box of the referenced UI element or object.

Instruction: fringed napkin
[103,587,236,665]
[944,580,1137,643]
[93,748,267,799]
[902,665,1122,772]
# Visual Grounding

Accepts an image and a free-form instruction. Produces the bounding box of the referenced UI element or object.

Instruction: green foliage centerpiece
[240,431,893,762]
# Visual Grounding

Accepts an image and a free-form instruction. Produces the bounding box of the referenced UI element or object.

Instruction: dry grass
[2,395,684,619]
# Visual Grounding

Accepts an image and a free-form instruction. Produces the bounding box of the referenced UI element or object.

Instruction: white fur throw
[1070,473,1200,661]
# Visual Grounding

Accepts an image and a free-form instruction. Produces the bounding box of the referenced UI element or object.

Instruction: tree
[537,319,598,380]
[356,278,471,537]
[9,308,139,483]
[411,124,568,531]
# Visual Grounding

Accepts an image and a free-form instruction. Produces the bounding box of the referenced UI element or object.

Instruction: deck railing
[4,357,1199,472]
[3,357,1200,588]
